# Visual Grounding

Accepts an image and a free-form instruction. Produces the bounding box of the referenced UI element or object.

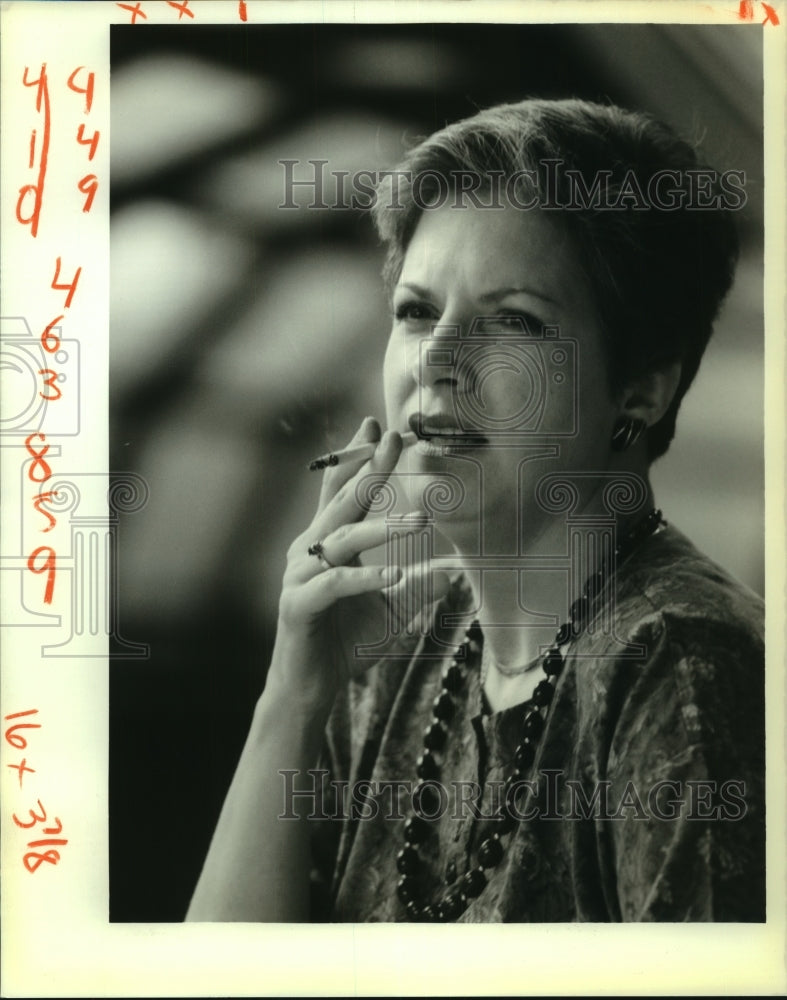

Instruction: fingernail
[381,566,402,585]
[362,416,381,441]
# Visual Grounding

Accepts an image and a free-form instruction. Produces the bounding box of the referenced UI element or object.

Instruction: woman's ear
[616,361,682,427]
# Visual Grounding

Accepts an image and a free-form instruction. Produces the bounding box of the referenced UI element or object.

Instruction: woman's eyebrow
[396,281,557,307]
[395,281,432,297]
[479,286,557,306]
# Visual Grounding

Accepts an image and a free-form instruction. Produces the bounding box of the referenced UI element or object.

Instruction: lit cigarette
[308,431,418,471]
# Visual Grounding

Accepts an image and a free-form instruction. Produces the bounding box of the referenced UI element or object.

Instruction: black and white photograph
[109,19,766,923]
[2,1,785,995]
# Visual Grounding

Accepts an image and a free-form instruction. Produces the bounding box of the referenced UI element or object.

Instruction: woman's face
[383,200,620,550]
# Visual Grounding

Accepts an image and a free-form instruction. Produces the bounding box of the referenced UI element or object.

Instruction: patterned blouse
[308,523,765,922]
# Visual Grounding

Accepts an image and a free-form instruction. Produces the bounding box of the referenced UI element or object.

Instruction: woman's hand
[189,418,413,922]
[265,417,442,720]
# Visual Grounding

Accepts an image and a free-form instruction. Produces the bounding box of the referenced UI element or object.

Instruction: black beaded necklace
[396,508,666,922]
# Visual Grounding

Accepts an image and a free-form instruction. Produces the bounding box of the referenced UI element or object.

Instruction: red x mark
[761,2,779,23]
[116,2,146,23]
[739,0,780,22]
[167,0,195,19]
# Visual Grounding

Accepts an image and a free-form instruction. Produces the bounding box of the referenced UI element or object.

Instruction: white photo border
[1,1,784,996]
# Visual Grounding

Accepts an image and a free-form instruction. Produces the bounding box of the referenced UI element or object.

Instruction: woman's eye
[392,304,544,334]
[475,313,542,336]
[393,301,436,323]
[496,315,527,331]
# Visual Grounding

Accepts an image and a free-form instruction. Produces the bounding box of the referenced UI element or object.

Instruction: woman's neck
[446,478,656,708]
[463,563,568,670]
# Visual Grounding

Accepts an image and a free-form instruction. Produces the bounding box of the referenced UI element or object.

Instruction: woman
[187,99,764,922]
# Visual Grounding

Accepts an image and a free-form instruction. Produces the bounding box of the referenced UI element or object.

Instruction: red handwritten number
[67,66,94,113]
[51,257,81,309]
[25,430,58,605]
[761,2,779,24]
[4,711,66,870]
[24,850,62,873]
[76,123,100,161]
[4,710,41,750]
[38,369,62,402]
[5,724,41,747]
[21,63,47,114]
[239,0,247,21]
[13,798,47,829]
[25,433,52,483]
[78,174,99,213]
[70,71,99,208]
[27,547,56,604]
[33,491,59,532]
[41,316,63,353]
[16,65,50,238]
[22,815,68,873]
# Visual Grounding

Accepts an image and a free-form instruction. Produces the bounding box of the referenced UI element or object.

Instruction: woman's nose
[412,321,465,391]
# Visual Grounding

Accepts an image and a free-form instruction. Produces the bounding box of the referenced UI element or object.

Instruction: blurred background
[109,22,764,921]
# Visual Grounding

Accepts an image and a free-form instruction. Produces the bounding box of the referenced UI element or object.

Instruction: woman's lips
[407,413,488,447]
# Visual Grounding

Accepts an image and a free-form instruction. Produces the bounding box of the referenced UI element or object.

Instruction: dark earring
[611,416,647,452]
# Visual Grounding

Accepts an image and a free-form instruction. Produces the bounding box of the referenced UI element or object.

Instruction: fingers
[294,514,425,584]
[313,429,404,538]
[284,417,425,628]
[282,560,452,631]
[317,416,380,512]
[385,566,453,631]
[310,518,391,570]
[281,563,402,621]
[281,516,450,630]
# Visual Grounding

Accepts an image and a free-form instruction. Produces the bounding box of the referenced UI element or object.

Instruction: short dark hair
[371,99,740,461]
